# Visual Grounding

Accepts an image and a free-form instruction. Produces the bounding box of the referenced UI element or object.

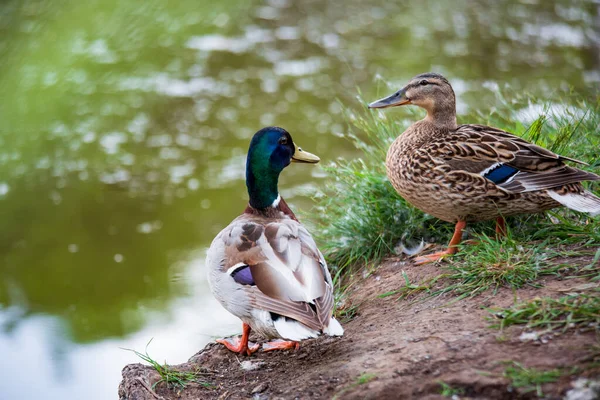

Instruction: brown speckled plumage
[369,73,600,263]
[385,120,579,223]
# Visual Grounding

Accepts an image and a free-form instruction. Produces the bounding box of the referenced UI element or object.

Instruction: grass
[310,101,450,284]
[578,247,600,280]
[332,372,377,400]
[501,361,562,397]
[309,89,600,291]
[489,293,600,333]
[376,235,568,301]
[122,340,212,390]
[336,302,361,323]
[378,270,446,300]
[437,235,562,299]
[355,372,377,385]
[438,381,465,397]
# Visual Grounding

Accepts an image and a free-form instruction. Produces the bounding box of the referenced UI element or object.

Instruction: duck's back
[385,122,567,222]
[206,211,342,340]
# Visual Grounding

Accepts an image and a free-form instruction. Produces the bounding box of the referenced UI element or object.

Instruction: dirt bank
[119,251,599,400]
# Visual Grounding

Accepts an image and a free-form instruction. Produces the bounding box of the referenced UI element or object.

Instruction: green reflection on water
[0,0,598,348]
[0,0,257,343]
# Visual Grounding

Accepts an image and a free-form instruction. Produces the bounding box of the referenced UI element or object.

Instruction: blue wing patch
[230,265,255,285]
[483,164,519,184]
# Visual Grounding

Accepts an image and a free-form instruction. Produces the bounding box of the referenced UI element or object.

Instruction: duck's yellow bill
[291,145,320,163]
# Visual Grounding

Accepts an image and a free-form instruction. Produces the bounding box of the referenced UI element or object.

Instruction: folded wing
[421,124,600,193]
[222,216,335,332]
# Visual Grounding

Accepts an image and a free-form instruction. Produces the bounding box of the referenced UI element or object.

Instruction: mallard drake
[368,73,600,264]
[206,127,343,355]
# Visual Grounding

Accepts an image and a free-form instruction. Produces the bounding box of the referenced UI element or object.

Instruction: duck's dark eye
[419,80,429,86]
[278,137,288,145]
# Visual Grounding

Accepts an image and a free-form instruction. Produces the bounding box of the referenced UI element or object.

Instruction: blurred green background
[0,0,598,398]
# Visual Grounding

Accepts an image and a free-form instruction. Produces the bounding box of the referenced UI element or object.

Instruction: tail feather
[547,189,600,216]
[323,317,344,336]
[273,317,319,341]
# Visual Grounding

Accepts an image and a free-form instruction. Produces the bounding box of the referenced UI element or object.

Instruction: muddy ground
[119,249,599,400]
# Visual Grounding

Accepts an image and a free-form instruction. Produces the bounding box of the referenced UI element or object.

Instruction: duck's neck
[423,97,458,129]
[245,154,281,210]
[244,161,300,221]
[244,196,299,221]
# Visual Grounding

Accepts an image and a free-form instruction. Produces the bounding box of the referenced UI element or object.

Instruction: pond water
[0,0,598,398]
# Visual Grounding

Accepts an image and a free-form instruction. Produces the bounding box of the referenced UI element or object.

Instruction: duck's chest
[384,133,457,220]
[385,137,441,192]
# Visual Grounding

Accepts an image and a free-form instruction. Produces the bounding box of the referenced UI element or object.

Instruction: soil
[119,249,599,400]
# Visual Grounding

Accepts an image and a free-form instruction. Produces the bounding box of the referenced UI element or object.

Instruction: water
[0,0,597,398]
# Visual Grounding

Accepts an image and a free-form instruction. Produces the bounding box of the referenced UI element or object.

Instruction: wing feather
[221,214,335,332]
[424,124,600,193]
[248,287,324,331]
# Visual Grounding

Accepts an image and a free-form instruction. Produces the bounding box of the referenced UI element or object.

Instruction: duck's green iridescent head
[245,127,319,209]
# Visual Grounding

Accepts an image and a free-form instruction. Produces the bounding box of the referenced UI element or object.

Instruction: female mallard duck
[368,73,600,264]
[206,126,343,355]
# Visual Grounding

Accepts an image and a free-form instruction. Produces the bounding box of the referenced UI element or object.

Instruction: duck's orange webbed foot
[216,323,259,356]
[216,337,259,356]
[413,220,467,265]
[413,249,456,265]
[262,339,300,352]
